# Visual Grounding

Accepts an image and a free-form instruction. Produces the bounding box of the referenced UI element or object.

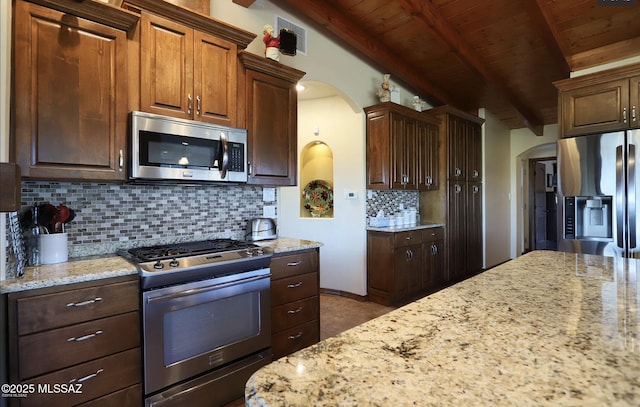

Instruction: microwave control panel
[228,142,245,172]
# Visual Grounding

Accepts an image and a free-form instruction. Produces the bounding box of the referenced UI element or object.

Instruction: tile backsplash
[365,190,419,218]
[17,181,274,258]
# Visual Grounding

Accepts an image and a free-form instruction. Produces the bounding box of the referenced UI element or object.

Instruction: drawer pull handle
[67,330,103,342]
[286,261,302,267]
[67,297,102,308]
[288,332,303,340]
[69,369,104,384]
[287,282,303,288]
[287,307,303,314]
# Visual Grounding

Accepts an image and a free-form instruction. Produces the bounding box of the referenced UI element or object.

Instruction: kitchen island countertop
[0,237,322,293]
[246,250,640,406]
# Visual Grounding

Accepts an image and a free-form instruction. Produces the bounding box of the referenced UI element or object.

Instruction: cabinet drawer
[22,348,141,407]
[394,230,422,247]
[18,311,140,380]
[422,227,444,241]
[78,384,142,407]
[15,280,139,335]
[272,296,319,333]
[271,320,319,360]
[270,250,318,280]
[271,273,318,306]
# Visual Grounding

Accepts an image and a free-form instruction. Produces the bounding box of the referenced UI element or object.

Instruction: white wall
[480,109,512,267]
[279,95,367,295]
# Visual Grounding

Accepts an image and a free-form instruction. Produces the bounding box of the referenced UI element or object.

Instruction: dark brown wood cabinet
[238,52,305,186]
[7,275,142,407]
[423,106,484,283]
[12,0,135,181]
[365,102,440,190]
[270,248,320,359]
[554,63,640,137]
[139,12,239,127]
[367,227,444,306]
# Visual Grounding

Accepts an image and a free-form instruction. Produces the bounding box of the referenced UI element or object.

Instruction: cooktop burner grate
[128,239,258,262]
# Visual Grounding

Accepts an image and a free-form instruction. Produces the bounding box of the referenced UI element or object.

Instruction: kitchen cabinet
[270,248,320,359]
[554,63,640,137]
[12,0,136,181]
[6,275,141,407]
[423,106,484,283]
[365,102,440,190]
[139,12,239,127]
[367,227,444,306]
[238,52,305,186]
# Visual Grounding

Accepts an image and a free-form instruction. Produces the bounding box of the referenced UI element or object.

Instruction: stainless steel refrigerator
[557,129,640,258]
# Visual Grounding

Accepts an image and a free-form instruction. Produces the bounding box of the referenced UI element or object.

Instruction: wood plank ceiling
[240,0,640,135]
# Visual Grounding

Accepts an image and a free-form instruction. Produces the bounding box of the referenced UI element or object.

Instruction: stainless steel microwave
[129,111,248,183]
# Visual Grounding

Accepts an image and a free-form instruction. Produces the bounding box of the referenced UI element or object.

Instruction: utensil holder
[40,233,68,264]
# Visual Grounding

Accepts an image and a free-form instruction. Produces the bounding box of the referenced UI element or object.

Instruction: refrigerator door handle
[617,145,625,249]
[629,143,636,249]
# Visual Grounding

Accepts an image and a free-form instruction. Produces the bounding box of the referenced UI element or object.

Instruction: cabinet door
[422,239,443,290]
[466,122,482,181]
[447,181,467,282]
[467,181,483,276]
[394,244,421,299]
[631,76,640,127]
[140,12,193,120]
[447,115,467,181]
[416,120,439,190]
[391,113,415,189]
[13,1,127,180]
[560,79,629,137]
[246,70,297,185]
[193,31,237,127]
[366,111,391,189]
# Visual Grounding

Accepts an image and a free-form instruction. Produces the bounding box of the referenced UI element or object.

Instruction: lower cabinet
[367,227,444,306]
[6,275,141,406]
[270,248,320,359]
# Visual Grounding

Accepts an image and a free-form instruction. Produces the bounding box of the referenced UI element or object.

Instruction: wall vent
[276,15,307,55]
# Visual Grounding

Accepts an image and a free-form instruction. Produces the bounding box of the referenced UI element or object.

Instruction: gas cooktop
[119,238,273,290]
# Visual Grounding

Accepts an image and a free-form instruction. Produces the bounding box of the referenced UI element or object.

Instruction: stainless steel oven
[119,239,273,407]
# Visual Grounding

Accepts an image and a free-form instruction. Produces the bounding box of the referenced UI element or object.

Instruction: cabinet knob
[623,107,627,123]
[454,168,461,177]
[472,169,479,178]
[196,95,201,116]
[633,106,637,122]
[188,94,193,115]
[119,149,124,171]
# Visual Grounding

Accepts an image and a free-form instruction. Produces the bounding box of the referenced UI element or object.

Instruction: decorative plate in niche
[302,179,333,217]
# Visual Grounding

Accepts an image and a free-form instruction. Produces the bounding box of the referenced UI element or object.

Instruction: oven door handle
[146,274,268,304]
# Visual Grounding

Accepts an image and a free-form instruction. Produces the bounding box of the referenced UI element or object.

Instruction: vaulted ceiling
[241,0,640,136]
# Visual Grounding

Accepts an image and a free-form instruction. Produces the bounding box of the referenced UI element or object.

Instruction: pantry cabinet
[6,275,141,407]
[367,227,444,306]
[12,0,136,181]
[423,106,484,283]
[270,248,320,359]
[554,63,640,137]
[365,102,440,191]
[238,52,305,186]
[139,12,239,127]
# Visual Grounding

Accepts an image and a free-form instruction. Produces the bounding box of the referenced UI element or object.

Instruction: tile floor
[224,293,395,406]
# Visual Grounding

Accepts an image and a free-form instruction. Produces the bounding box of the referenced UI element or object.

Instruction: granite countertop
[0,237,322,294]
[367,223,444,232]
[246,250,640,406]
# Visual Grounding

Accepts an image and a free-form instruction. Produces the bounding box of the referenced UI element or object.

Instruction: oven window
[162,291,261,366]
[140,130,221,169]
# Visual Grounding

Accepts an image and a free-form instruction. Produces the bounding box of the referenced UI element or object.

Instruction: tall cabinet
[422,106,484,282]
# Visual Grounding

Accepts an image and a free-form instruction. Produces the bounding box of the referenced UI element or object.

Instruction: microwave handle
[220,132,229,179]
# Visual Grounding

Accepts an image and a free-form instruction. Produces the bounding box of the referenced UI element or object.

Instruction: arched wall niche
[299,141,334,218]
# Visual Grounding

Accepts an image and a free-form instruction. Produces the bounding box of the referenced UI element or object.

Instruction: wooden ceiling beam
[273,0,458,108]
[232,0,255,7]
[531,0,571,75]
[396,0,544,135]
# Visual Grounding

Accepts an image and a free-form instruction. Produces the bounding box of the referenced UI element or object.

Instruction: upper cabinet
[365,102,440,190]
[238,52,305,186]
[12,0,137,181]
[555,63,640,138]
[139,12,238,127]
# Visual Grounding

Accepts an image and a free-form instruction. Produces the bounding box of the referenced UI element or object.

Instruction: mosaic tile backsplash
[16,181,274,259]
[365,190,419,218]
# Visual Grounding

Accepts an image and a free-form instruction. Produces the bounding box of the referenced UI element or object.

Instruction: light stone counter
[246,250,640,406]
[367,223,444,233]
[0,237,322,294]
[0,256,137,294]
